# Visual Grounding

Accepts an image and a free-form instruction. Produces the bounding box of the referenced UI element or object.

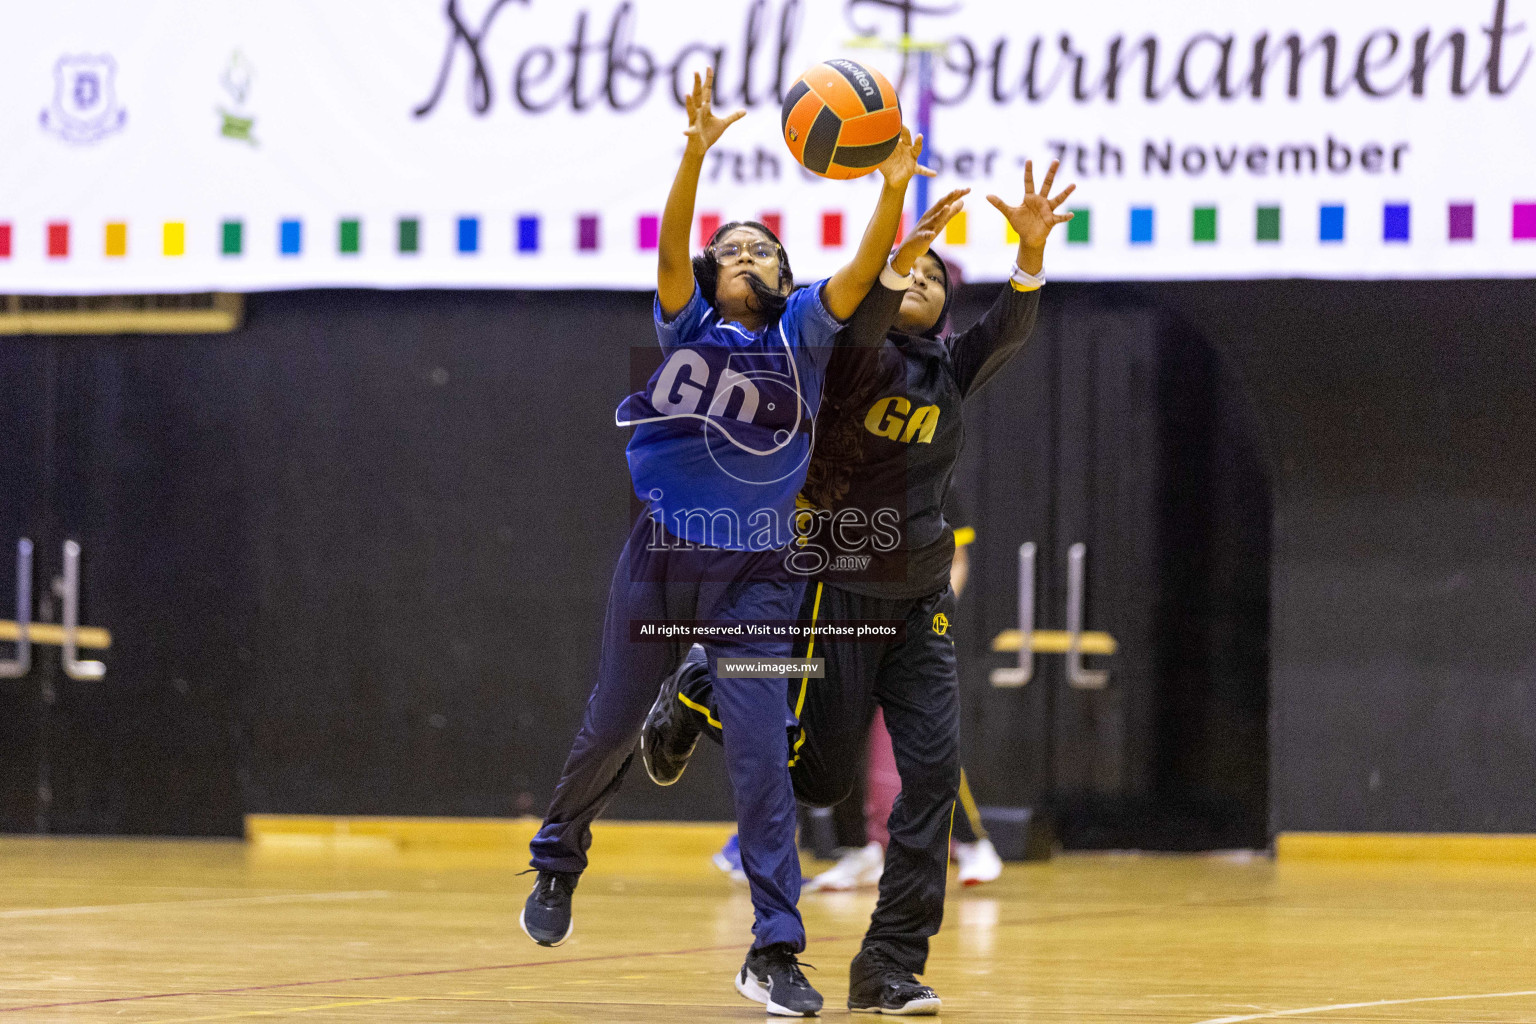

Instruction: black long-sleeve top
[801,278,1040,598]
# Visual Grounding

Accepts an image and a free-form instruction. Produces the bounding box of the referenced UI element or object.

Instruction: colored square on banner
[105,222,127,257]
[0,223,11,259]
[517,216,539,253]
[1448,204,1475,241]
[280,219,302,255]
[1067,208,1090,244]
[1192,207,1217,243]
[698,213,721,247]
[339,219,360,254]
[821,212,842,247]
[47,222,69,258]
[760,212,782,238]
[457,217,479,254]
[638,214,659,250]
[398,217,419,254]
[1256,206,1281,243]
[578,215,600,251]
[222,220,243,256]
[1320,205,1345,242]
[1005,221,1018,244]
[944,210,967,245]
[1130,207,1154,244]
[1513,203,1536,240]
[1383,204,1410,242]
[164,222,185,257]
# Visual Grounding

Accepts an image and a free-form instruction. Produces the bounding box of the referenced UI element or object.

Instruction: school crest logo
[932,612,950,636]
[40,54,128,144]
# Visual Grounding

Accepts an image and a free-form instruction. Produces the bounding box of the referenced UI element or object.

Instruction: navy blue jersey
[617,282,841,551]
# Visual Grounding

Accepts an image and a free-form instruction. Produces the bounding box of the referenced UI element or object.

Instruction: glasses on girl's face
[713,240,778,263]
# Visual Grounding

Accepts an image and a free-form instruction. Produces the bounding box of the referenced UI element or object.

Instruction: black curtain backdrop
[1154,280,1536,833]
[1,278,1532,840]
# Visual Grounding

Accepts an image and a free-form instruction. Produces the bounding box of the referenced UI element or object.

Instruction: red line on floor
[0,894,1272,1014]
[0,935,863,1014]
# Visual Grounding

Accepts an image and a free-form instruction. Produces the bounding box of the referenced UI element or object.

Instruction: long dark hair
[692,221,793,321]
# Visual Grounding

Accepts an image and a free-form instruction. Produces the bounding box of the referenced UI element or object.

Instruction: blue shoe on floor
[713,833,746,882]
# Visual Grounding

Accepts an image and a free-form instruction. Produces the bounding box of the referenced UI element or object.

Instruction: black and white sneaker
[735,943,823,1017]
[640,654,707,786]
[519,870,577,947]
[847,947,942,1015]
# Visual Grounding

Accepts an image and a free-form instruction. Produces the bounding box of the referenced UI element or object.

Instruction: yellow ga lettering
[864,396,940,444]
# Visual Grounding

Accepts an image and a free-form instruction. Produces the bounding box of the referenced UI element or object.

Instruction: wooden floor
[3,828,1536,1022]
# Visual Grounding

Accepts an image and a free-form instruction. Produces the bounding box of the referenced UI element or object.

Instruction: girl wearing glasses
[522,67,932,1018]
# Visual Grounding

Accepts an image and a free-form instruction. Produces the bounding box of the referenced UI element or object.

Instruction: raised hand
[893,188,969,274]
[877,126,939,191]
[986,159,1076,262]
[683,67,744,155]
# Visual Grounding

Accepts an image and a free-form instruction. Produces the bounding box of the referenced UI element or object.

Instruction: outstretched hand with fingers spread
[987,159,1076,254]
[894,189,969,275]
[684,67,744,155]
[878,126,939,191]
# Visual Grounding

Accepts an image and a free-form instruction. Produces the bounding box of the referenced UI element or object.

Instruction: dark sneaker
[847,947,941,1015]
[640,657,706,786]
[519,870,577,947]
[735,943,823,1017]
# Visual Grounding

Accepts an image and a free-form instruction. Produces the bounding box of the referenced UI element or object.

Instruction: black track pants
[682,581,961,973]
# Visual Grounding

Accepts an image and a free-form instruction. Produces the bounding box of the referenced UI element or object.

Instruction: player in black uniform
[802,483,1001,893]
[642,160,1077,1015]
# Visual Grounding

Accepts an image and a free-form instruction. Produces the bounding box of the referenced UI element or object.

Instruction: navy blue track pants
[529,512,807,951]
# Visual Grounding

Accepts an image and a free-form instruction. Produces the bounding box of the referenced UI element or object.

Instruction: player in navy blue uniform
[642,160,1078,1015]
[521,68,933,1018]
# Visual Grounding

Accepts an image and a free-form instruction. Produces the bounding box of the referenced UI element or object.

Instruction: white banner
[2,0,1534,293]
